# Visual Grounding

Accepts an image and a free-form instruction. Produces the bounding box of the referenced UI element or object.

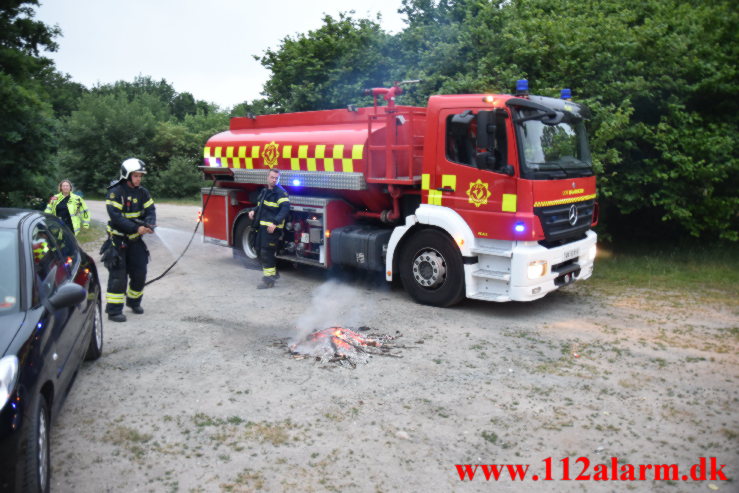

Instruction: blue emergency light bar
[516,79,529,95]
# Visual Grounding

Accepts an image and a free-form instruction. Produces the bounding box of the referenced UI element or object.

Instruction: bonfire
[288,326,404,365]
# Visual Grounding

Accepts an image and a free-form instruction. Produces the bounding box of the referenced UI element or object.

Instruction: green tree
[393,0,738,241]
[0,0,60,207]
[59,78,224,198]
[258,13,394,112]
[145,107,229,197]
[153,155,203,198]
[60,91,160,194]
[40,68,87,117]
[171,91,197,120]
[230,98,275,117]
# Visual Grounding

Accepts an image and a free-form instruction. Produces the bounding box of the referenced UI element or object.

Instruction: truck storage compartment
[201,187,248,246]
[330,225,391,272]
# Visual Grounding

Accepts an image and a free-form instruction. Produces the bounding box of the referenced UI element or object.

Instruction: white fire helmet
[120,158,147,180]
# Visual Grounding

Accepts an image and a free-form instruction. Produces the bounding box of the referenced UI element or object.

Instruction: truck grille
[534,199,594,246]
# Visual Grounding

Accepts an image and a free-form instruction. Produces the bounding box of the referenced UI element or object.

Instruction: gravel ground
[49,201,738,492]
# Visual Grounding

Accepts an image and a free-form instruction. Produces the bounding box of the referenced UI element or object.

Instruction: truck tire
[233,217,258,260]
[399,229,465,307]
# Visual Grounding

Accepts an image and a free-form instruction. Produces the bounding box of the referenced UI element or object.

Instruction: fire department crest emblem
[466,179,491,208]
[263,141,279,168]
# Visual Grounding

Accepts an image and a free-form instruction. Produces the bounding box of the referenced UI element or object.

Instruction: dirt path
[50,201,739,492]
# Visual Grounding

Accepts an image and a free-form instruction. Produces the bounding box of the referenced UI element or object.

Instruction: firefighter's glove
[99,238,122,270]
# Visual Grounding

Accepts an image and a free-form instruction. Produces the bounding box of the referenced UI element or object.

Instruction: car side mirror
[49,282,87,309]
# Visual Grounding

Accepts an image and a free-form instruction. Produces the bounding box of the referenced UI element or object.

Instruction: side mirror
[476,151,496,169]
[49,282,87,309]
[476,111,494,150]
[450,110,475,136]
[499,164,515,176]
[541,110,564,125]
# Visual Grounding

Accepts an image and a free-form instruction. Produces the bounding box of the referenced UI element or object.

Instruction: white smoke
[292,280,368,343]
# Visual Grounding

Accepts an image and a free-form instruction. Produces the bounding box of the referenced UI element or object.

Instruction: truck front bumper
[465,230,597,302]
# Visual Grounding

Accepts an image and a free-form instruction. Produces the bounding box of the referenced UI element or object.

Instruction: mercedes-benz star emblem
[568,204,578,226]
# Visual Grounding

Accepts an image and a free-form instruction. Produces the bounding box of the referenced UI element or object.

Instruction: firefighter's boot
[256,276,276,289]
[108,313,127,323]
[129,304,144,314]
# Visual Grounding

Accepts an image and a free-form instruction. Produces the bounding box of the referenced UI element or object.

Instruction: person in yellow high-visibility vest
[45,179,91,236]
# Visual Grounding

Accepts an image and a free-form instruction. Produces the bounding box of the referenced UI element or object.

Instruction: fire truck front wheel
[234,217,258,260]
[399,229,465,307]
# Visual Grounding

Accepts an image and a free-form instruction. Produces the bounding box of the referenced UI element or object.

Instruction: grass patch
[76,220,107,245]
[590,243,739,301]
[155,196,201,206]
[84,193,201,206]
[244,421,293,446]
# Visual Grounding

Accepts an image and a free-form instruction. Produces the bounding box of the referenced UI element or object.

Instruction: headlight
[527,260,548,279]
[588,244,597,261]
[0,356,19,409]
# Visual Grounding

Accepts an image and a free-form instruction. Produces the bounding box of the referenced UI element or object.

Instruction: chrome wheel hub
[412,249,446,289]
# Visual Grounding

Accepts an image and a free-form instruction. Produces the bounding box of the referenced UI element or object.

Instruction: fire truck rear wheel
[399,229,465,307]
[234,217,258,260]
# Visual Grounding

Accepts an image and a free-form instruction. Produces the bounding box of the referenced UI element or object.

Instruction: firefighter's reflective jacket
[251,185,290,229]
[105,181,156,241]
[45,192,90,235]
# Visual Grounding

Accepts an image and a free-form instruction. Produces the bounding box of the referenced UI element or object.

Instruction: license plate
[563,248,579,260]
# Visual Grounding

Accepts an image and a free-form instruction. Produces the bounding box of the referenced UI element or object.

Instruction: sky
[35,0,408,109]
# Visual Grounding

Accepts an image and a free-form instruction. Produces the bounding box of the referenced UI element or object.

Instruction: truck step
[468,291,510,302]
[472,269,510,281]
[471,246,512,258]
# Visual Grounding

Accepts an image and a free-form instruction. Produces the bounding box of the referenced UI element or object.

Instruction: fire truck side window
[446,112,477,167]
[446,110,508,171]
[490,110,508,170]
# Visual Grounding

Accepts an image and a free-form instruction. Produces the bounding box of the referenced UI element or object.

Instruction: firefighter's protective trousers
[257,228,280,278]
[250,184,289,278]
[105,238,148,314]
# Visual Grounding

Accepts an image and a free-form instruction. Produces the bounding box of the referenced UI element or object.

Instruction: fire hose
[143,180,216,286]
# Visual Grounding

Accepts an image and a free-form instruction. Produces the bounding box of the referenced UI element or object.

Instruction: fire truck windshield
[516,109,593,179]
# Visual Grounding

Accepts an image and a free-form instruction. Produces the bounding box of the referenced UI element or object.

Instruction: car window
[31,223,67,307]
[0,229,19,313]
[46,215,80,268]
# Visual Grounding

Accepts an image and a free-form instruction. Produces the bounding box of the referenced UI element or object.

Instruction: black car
[0,209,103,492]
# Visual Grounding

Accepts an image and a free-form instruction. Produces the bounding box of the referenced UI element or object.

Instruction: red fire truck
[199,80,597,306]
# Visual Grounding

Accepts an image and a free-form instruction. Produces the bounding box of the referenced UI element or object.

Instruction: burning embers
[289,326,402,365]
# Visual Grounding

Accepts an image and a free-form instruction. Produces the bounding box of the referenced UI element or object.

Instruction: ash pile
[288,326,405,366]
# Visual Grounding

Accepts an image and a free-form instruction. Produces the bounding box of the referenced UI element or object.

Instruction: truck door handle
[436,187,455,193]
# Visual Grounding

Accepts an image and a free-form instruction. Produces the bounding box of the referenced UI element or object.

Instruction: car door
[30,220,79,388]
[45,217,91,366]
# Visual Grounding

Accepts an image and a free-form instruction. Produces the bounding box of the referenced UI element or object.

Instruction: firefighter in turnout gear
[248,168,290,289]
[103,158,157,322]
